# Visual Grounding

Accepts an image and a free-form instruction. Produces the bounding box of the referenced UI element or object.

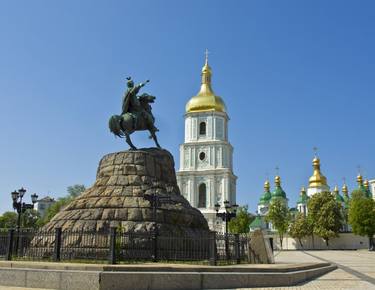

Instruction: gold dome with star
[185,53,227,113]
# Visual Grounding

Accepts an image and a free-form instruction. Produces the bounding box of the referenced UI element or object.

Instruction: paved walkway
[240,250,375,290]
[0,251,374,289]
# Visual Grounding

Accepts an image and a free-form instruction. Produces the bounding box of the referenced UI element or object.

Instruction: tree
[67,184,86,198]
[228,205,254,234]
[308,191,342,246]
[39,184,86,226]
[0,211,17,228]
[266,199,290,249]
[21,209,41,229]
[349,191,375,251]
[289,213,313,248]
[39,197,71,226]
[351,189,366,200]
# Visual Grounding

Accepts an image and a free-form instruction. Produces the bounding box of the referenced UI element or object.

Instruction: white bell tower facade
[177,54,237,232]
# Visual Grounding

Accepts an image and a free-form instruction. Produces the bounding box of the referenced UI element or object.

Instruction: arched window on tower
[198,183,206,208]
[199,122,206,136]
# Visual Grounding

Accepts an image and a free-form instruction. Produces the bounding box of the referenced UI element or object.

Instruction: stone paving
[236,250,375,290]
[0,250,374,289]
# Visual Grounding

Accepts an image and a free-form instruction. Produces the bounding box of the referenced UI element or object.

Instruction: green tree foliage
[308,191,342,246]
[39,184,86,226]
[349,191,375,250]
[21,209,41,229]
[351,189,366,200]
[289,213,313,248]
[228,205,254,234]
[266,199,290,249]
[0,209,40,229]
[39,197,71,226]
[67,184,86,198]
[0,211,17,228]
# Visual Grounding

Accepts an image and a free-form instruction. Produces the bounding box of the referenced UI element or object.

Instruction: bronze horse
[109,94,161,150]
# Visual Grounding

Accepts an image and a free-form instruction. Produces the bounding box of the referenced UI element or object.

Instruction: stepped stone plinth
[43,148,209,236]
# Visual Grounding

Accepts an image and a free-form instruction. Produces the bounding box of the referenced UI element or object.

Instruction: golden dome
[308,157,328,188]
[185,53,226,113]
[357,174,363,185]
[364,179,369,189]
[264,180,270,191]
[300,186,306,195]
[275,175,281,186]
[333,185,339,193]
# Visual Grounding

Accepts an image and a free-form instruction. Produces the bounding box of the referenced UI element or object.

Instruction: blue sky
[0,0,374,214]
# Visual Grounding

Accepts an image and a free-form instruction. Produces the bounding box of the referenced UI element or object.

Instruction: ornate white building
[176,55,237,232]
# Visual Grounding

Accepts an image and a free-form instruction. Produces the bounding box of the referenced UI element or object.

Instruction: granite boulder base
[42,148,209,236]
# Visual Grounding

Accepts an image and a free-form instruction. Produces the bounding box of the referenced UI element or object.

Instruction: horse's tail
[109,115,125,137]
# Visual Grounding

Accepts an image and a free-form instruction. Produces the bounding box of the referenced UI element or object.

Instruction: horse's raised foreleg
[125,132,137,150]
[149,130,161,149]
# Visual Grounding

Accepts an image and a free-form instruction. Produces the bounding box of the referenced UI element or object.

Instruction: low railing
[0,228,251,265]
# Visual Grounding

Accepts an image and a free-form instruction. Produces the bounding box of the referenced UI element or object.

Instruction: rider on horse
[122,77,158,132]
[109,76,161,149]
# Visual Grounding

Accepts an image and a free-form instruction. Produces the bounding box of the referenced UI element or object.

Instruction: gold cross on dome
[205,49,210,63]
[275,166,280,176]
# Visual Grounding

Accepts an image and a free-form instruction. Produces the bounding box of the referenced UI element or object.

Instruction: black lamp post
[214,200,238,260]
[11,187,38,231]
[214,200,238,235]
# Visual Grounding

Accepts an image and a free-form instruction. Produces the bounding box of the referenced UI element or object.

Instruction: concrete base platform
[0,261,337,290]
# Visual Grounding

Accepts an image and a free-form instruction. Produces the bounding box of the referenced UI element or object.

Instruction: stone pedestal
[43,148,209,236]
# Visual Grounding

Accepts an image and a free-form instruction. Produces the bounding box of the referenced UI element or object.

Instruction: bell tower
[176,52,237,231]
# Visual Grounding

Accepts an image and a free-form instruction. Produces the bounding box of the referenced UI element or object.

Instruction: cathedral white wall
[184,112,228,143]
[307,185,330,197]
[257,204,269,215]
[177,173,236,209]
[297,203,307,215]
[369,179,375,200]
[179,143,233,171]
[178,111,236,231]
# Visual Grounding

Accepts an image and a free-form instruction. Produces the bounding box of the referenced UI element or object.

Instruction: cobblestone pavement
[237,250,375,290]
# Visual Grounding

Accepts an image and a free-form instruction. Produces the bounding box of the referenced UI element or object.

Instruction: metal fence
[0,228,251,265]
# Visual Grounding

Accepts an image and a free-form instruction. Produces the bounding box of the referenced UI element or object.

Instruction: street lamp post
[11,188,38,253]
[214,200,238,260]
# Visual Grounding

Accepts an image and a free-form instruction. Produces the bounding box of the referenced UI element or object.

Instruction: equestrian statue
[109,77,161,150]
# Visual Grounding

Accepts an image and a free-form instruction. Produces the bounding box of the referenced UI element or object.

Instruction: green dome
[259,190,272,205]
[258,180,272,205]
[358,185,372,199]
[332,186,345,203]
[249,215,264,229]
[297,187,308,204]
[270,176,287,201]
[335,193,345,203]
[271,187,287,200]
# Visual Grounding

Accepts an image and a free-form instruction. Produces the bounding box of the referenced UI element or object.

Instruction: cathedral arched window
[199,122,206,135]
[198,183,206,208]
